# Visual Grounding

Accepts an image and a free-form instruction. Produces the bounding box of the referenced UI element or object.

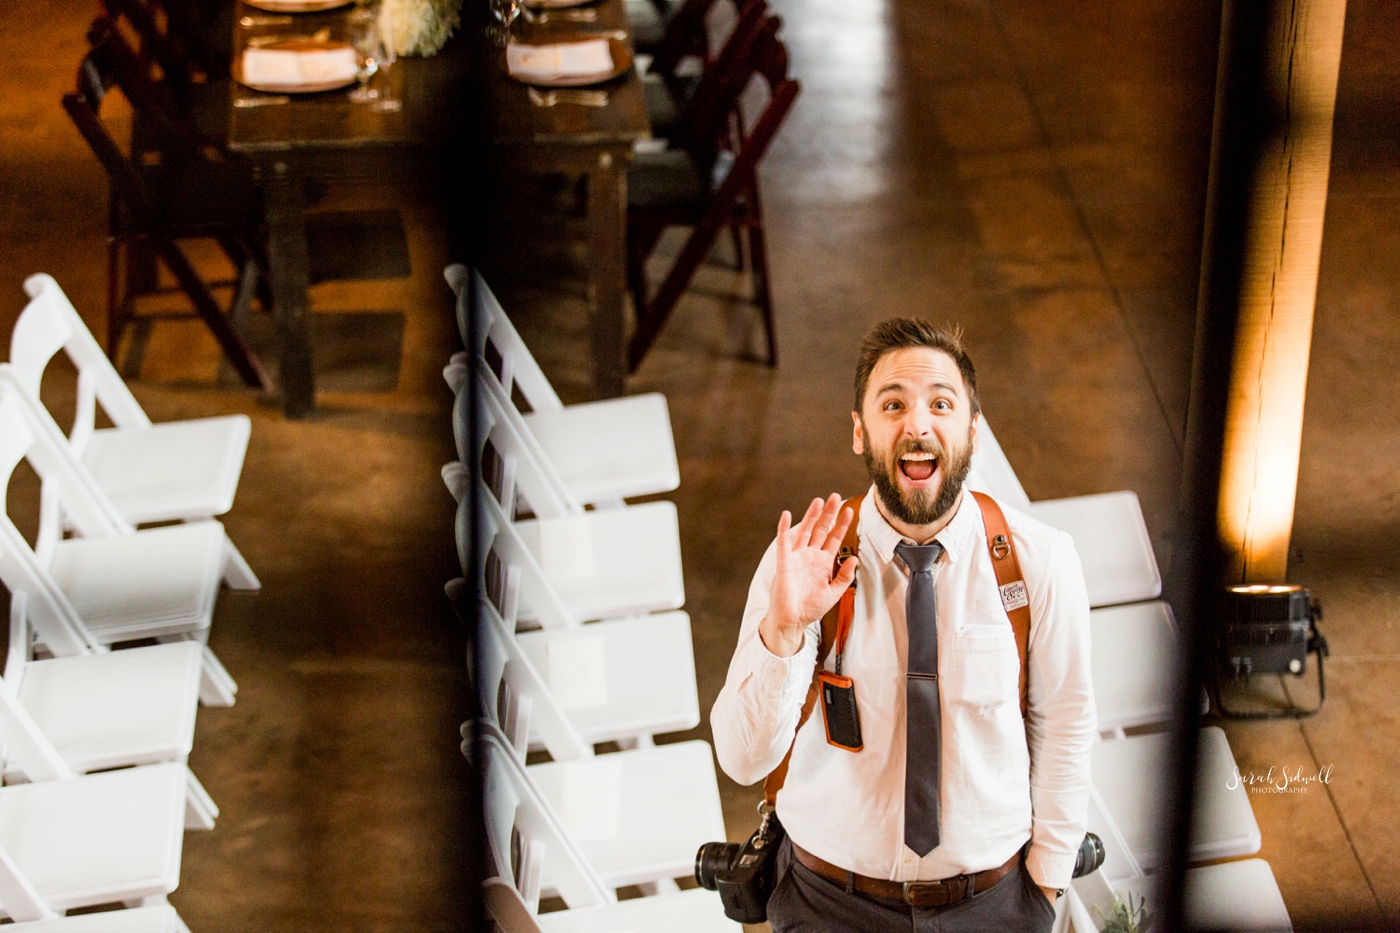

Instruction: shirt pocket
[947,625,1019,711]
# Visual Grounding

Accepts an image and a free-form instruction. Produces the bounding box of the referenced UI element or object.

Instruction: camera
[694,806,785,924]
[1073,831,1105,878]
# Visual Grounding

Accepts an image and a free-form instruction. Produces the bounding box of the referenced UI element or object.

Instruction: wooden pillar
[1210,0,1348,583]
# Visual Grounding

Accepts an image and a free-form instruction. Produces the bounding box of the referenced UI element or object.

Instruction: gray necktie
[895,540,944,857]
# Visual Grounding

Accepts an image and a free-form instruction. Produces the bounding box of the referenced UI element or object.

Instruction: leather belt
[791,843,1021,909]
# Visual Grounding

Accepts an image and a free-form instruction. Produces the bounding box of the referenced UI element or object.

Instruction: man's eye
[933,400,951,411]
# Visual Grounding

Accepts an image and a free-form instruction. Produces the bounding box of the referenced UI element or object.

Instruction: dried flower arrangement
[379,0,462,56]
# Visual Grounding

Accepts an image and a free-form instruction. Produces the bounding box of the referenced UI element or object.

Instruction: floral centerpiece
[379,0,462,57]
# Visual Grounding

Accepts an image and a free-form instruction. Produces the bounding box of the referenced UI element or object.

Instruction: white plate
[243,0,353,12]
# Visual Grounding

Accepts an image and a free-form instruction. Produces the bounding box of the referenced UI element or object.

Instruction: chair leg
[106,237,124,359]
[627,215,727,372]
[184,767,219,830]
[154,237,273,391]
[729,222,745,272]
[744,182,777,366]
[223,533,262,590]
[178,641,238,707]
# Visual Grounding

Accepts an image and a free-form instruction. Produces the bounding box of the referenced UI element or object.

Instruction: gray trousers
[767,839,1057,933]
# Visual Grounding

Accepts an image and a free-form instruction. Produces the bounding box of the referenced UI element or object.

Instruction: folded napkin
[506,39,613,82]
[241,44,358,87]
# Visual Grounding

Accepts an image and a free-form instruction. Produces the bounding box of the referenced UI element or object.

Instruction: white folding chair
[965,418,1032,509]
[1090,601,1180,736]
[2,600,217,829]
[452,575,700,748]
[7,273,258,590]
[452,386,686,624]
[479,725,739,932]
[1090,727,1261,873]
[967,415,1162,608]
[0,386,237,706]
[477,622,727,892]
[445,264,680,507]
[1,906,188,933]
[1073,786,1290,932]
[0,757,188,921]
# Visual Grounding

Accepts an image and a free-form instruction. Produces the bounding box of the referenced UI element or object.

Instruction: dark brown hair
[853,318,980,415]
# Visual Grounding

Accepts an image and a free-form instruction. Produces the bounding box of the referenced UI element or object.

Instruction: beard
[861,423,974,527]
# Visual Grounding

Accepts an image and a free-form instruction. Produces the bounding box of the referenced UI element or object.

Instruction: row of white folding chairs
[440,268,737,926]
[0,276,263,926]
[970,418,1286,929]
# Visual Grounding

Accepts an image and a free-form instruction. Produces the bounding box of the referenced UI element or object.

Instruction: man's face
[853,347,979,528]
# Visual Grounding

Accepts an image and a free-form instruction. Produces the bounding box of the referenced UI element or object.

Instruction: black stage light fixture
[1217,584,1328,718]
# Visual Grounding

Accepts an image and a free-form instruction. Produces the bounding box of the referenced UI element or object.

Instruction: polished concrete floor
[3,0,1398,930]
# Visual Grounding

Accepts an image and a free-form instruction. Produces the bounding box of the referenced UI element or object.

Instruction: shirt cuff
[754,629,811,698]
[1024,846,1077,890]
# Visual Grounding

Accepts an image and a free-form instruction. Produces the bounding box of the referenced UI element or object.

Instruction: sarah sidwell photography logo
[1227,764,1334,794]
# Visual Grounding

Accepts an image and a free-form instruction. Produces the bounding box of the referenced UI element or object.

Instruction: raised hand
[759,494,859,658]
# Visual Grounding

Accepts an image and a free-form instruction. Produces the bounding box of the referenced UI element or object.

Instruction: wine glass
[370,2,402,112]
[489,0,521,44]
[348,3,381,103]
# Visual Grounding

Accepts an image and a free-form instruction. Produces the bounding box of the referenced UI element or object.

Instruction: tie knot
[895,540,943,573]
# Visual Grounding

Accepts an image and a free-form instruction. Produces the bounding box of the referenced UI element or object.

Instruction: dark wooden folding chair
[642,0,765,138]
[100,0,230,149]
[62,18,272,390]
[626,15,798,371]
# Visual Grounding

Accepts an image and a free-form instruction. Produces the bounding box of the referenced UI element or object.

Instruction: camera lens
[1072,832,1105,878]
[695,841,742,890]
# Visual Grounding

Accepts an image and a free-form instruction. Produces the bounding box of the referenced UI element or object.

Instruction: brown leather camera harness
[762,491,1033,909]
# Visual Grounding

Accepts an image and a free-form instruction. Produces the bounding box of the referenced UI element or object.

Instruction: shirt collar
[859,484,977,568]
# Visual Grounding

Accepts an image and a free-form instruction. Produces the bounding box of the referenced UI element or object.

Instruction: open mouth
[898,452,938,483]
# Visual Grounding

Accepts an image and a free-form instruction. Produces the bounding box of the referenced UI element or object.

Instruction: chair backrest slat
[14,276,153,455]
[479,725,614,910]
[0,842,57,923]
[478,596,593,761]
[0,388,110,658]
[473,483,582,632]
[472,365,578,519]
[0,676,76,783]
[445,265,563,414]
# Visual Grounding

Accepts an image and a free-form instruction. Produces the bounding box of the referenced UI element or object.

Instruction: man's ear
[852,411,864,456]
[970,412,980,454]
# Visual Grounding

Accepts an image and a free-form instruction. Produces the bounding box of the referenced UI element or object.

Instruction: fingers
[802,493,842,549]
[774,509,792,567]
[791,497,823,545]
[830,554,859,591]
[821,505,855,555]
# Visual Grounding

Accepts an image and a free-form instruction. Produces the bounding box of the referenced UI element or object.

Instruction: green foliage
[1093,890,1153,933]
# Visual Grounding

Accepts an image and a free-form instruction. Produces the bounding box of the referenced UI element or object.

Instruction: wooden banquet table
[474,0,650,399]
[228,2,468,417]
[228,1,648,415]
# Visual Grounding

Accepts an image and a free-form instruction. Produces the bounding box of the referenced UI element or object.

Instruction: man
[711,319,1096,932]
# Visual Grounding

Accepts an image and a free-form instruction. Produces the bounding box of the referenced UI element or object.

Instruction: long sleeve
[1022,531,1098,888]
[710,538,821,786]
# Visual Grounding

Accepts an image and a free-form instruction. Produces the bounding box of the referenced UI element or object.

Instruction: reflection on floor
[3,0,1399,930]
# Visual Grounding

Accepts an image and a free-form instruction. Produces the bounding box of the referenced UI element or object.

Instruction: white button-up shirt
[711,489,1096,888]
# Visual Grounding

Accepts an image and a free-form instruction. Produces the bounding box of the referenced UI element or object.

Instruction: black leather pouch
[818,671,863,751]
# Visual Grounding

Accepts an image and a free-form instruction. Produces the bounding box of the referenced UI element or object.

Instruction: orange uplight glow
[1215,0,1347,584]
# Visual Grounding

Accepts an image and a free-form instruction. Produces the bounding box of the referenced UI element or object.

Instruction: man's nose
[902,407,935,437]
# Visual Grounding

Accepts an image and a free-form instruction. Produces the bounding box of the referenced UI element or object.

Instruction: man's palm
[764,495,859,654]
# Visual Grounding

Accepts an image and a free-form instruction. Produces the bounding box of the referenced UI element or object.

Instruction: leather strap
[969,491,1030,717]
[763,494,864,806]
[792,842,1020,908]
[763,490,1032,805]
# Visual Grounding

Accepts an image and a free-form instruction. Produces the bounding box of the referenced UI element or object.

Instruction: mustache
[889,439,945,459]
